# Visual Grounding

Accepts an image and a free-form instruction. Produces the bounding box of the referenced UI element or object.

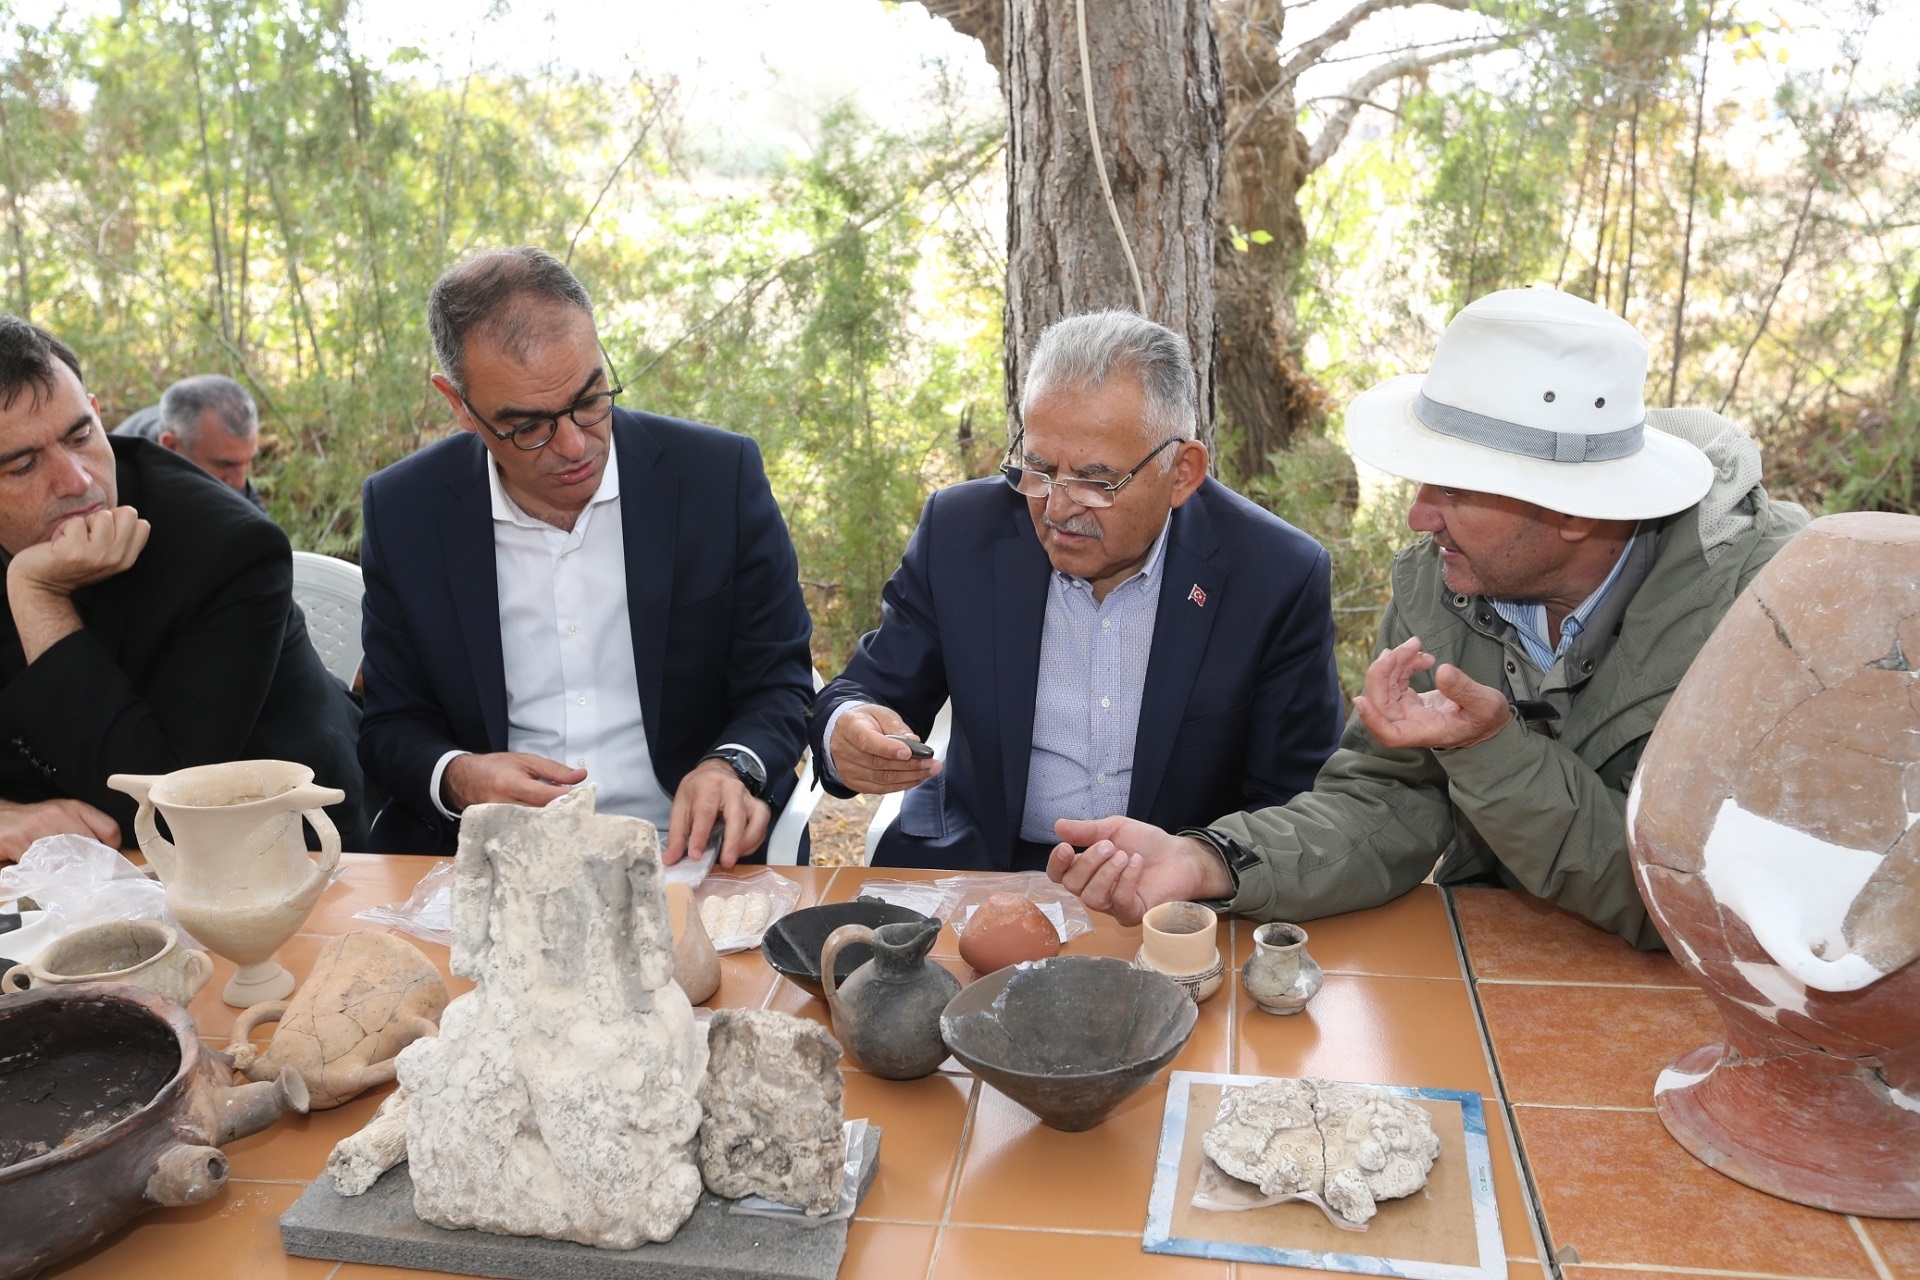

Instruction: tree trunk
[1213,0,1322,473]
[1003,0,1221,445]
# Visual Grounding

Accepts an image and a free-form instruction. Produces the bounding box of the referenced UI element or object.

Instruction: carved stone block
[396,787,708,1248]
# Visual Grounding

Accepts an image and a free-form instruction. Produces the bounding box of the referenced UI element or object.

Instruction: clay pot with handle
[0,983,309,1280]
[3,920,213,1006]
[109,760,342,1007]
[821,918,959,1080]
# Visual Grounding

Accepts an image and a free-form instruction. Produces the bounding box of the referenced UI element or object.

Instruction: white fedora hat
[1345,288,1714,521]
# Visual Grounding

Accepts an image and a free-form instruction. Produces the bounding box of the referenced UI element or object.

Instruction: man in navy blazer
[812,311,1342,872]
[359,248,812,860]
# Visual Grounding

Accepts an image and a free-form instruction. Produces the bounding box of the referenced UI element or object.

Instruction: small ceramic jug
[1135,900,1225,1002]
[821,917,960,1080]
[1241,921,1323,1015]
[3,920,213,1006]
[109,760,342,1007]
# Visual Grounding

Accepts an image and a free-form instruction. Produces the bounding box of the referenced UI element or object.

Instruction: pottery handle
[819,923,875,1007]
[184,949,216,1001]
[1,964,28,994]
[108,773,175,880]
[296,796,343,877]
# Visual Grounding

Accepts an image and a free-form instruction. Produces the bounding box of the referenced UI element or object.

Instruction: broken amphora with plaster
[226,931,446,1110]
[1201,1077,1440,1226]
[698,1009,846,1215]
[1628,511,1920,1216]
[396,786,709,1248]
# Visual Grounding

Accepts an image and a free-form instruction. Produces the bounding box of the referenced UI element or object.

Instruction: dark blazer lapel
[443,442,509,752]
[1130,488,1222,818]
[617,413,674,746]
[993,505,1050,837]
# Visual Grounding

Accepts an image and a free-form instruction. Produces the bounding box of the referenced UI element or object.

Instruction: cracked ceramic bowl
[763,897,936,1000]
[940,955,1197,1131]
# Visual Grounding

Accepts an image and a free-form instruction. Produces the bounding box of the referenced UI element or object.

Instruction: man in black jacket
[0,316,366,859]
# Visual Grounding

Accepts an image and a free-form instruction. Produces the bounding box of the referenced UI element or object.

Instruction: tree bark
[1213,0,1321,472]
[1003,0,1222,445]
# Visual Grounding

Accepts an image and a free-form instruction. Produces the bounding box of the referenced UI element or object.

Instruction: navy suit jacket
[810,477,1343,870]
[358,409,813,854]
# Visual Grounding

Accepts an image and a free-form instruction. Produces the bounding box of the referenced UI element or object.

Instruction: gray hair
[159,374,256,446]
[1021,310,1198,453]
[429,246,594,390]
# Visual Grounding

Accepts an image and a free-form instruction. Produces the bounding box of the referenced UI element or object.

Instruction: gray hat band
[1415,392,1644,463]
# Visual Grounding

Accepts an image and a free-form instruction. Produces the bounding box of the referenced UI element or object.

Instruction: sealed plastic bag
[0,834,195,962]
[354,859,455,948]
[693,870,802,953]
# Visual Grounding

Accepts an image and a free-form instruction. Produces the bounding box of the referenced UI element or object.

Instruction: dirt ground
[804,789,878,867]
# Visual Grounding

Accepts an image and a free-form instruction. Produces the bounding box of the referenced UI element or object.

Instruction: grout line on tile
[1508,1102,1659,1114]
[929,1223,1142,1239]
[923,1075,981,1280]
[1851,1215,1897,1280]
[1443,888,1560,1279]
[1466,990,1697,997]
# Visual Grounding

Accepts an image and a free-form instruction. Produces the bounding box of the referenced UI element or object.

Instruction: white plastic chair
[290,551,364,688]
[863,698,953,865]
[766,667,828,865]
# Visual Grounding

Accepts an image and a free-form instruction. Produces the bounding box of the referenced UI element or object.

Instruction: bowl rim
[939,954,1198,1083]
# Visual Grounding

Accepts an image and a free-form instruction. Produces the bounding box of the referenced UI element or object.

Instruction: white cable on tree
[1074,0,1149,317]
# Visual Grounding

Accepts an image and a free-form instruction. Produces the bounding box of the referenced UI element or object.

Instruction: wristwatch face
[709,749,766,798]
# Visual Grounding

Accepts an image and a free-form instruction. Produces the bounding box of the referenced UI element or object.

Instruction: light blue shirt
[1488,527,1643,673]
[1018,522,1171,842]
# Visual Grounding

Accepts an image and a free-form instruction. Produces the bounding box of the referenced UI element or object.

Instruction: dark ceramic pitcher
[821,918,960,1080]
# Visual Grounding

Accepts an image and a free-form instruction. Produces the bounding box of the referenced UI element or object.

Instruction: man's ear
[157,430,181,452]
[1168,439,1209,508]
[430,374,476,434]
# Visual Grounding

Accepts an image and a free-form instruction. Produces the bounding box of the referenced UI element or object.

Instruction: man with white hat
[1046,287,1809,947]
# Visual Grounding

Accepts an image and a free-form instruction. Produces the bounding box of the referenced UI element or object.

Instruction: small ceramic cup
[3,920,214,1007]
[1240,921,1323,1015]
[1135,901,1225,1002]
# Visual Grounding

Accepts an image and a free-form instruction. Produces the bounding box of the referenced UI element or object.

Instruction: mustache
[1045,513,1102,539]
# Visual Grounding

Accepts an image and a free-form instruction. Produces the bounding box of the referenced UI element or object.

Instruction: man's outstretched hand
[1351,635,1511,752]
[1046,815,1233,927]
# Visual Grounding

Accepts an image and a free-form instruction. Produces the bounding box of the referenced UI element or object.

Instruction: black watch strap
[1176,826,1261,913]
[701,747,768,800]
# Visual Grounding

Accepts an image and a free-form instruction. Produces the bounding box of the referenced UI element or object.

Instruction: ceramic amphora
[821,918,960,1080]
[109,760,342,1007]
[3,920,213,1007]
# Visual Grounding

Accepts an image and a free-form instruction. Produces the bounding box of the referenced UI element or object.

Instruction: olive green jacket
[1214,411,1809,948]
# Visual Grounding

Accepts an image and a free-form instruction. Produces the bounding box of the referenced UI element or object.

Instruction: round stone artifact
[1626,512,1920,1216]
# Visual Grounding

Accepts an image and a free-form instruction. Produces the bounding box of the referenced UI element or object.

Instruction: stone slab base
[280,1128,881,1280]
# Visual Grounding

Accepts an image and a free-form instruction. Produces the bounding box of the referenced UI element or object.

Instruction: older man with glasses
[810,309,1343,872]
[357,246,813,862]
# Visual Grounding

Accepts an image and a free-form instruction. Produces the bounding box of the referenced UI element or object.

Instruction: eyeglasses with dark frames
[999,429,1180,509]
[459,348,625,451]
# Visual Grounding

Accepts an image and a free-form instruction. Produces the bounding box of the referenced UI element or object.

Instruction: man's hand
[828,703,941,795]
[1351,635,1512,751]
[1046,815,1234,927]
[0,797,122,864]
[7,506,150,597]
[7,507,151,663]
[441,752,587,813]
[665,757,770,869]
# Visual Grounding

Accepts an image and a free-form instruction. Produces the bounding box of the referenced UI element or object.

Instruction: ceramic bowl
[762,898,936,1000]
[940,955,1197,1131]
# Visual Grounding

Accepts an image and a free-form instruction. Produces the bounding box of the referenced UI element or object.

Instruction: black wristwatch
[1176,827,1262,912]
[701,747,768,800]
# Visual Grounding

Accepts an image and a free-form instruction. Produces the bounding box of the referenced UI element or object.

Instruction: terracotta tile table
[35,856,1541,1279]
[1452,886,1913,1280]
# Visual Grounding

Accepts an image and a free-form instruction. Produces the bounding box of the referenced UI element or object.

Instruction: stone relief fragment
[698,1009,847,1215]
[1202,1078,1441,1225]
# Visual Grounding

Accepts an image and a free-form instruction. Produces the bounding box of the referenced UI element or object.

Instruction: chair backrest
[765,667,829,866]
[290,551,364,687]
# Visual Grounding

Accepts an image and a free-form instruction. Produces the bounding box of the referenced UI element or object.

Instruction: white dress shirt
[429,432,672,829]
